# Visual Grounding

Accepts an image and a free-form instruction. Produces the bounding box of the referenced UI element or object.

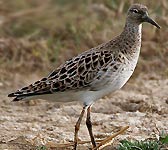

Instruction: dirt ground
[0,72,168,150]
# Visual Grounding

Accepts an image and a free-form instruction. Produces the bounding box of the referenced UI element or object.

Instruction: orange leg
[74,106,86,150]
[86,106,96,148]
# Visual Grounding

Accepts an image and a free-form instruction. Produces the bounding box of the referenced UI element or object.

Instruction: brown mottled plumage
[8,4,160,150]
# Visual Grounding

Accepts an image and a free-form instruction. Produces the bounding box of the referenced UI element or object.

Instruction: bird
[8,3,160,150]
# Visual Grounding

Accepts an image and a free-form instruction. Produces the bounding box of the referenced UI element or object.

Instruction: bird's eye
[131,9,139,13]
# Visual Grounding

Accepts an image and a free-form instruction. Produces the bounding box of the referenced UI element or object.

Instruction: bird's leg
[74,106,86,150]
[86,105,96,148]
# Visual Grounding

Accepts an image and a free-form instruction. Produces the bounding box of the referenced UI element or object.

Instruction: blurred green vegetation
[0,0,167,76]
[118,131,168,150]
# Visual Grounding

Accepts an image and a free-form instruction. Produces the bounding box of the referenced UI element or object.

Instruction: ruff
[8,3,160,150]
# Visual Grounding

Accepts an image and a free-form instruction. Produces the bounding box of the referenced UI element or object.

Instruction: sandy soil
[0,73,168,150]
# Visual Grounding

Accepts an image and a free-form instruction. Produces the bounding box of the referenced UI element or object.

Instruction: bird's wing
[8,48,117,101]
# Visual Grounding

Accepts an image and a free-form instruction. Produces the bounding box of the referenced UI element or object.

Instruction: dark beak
[142,14,161,29]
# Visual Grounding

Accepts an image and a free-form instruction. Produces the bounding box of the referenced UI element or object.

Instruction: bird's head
[127,4,160,29]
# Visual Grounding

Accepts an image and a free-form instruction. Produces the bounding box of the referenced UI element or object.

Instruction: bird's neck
[122,21,142,42]
[119,21,142,55]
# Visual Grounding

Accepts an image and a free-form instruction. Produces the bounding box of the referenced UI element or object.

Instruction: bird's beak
[142,13,161,29]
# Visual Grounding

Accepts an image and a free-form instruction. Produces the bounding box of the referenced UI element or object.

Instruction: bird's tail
[8,92,26,101]
[8,78,52,102]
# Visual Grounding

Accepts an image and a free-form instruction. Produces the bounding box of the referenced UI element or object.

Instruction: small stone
[165,98,168,104]
[0,82,3,87]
